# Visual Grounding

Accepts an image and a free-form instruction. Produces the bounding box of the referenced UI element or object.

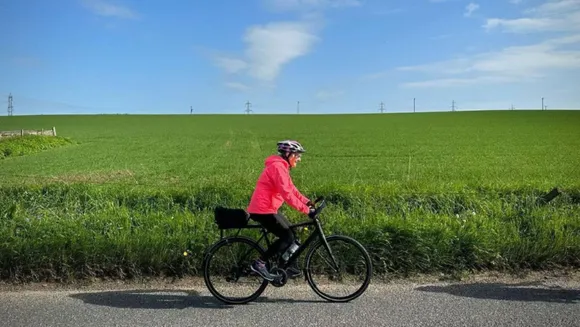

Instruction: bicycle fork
[320,234,340,271]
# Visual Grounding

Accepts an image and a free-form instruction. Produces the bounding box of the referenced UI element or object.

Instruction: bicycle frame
[217,204,340,273]
[204,197,372,304]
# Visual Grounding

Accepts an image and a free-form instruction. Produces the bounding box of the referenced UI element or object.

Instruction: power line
[451,100,457,112]
[7,93,13,116]
[245,101,253,114]
[297,101,300,114]
[379,101,385,113]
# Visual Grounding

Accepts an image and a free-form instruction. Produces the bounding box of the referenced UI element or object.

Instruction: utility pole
[451,100,457,112]
[379,102,385,113]
[413,98,416,113]
[245,100,252,114]
[7,93,13,116]
[297,101,300,114]
[542,97,545,110]
[190,106,193,114]
[510,104,515,111]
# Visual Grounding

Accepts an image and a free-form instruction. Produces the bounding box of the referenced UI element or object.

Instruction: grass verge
[1,183,578,283]
[0,135,74,159]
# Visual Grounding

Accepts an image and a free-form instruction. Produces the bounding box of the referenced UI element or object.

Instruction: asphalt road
[1,276,579,327]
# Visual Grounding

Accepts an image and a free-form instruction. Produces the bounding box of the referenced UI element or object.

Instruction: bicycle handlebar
[311,196,327,218]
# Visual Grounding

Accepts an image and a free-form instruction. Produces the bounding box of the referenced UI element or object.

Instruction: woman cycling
[247,140,316,281]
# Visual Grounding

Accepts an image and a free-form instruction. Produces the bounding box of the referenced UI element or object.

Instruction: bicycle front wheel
[203,236,269,304]
[305,235,372,302]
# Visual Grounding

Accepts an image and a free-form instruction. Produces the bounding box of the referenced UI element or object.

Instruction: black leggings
[249,213,296,262]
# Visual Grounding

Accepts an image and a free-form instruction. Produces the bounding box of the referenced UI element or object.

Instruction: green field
[1,110,579,282]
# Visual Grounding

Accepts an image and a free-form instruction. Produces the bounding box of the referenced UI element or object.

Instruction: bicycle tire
[203,236,269,304]
[304,234,372,302]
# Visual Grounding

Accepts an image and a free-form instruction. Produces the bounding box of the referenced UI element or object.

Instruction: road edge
[1,269,579,292]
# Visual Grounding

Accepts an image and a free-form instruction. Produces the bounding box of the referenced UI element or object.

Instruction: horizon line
[3,108,580,117]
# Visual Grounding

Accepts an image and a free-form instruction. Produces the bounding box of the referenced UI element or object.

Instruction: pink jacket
[247,155,311,215]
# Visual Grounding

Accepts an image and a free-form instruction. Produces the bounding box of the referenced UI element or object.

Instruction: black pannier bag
[214,206,250,229]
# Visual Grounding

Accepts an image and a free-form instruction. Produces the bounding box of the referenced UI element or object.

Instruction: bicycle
[201,197,373,305]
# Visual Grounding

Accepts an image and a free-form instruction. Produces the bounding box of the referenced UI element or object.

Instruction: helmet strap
[280,152,292,165]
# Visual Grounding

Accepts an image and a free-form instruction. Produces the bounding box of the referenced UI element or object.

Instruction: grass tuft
[0,135,74,159]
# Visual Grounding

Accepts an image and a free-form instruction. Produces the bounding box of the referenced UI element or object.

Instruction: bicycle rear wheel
[305,235,372,302]
[203,236,269,304]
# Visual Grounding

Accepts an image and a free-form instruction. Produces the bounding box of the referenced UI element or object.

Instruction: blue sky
[1,0,579,115]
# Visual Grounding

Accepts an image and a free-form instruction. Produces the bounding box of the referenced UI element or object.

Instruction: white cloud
[81,0,140,19]
[264,0,361,11]
[209,0,357,88]
[213,21,319,84]
[402,76,515,88]
[527,0,580,13]
[225,82,250,91]
[484,0,580,33]
[243,22,319,82]
[398,1,580,88]
[398,34,580,88]
[464,3,480,17]
[214,58,248,74]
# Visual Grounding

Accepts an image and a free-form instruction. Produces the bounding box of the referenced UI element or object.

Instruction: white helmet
[277,140,306,154]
